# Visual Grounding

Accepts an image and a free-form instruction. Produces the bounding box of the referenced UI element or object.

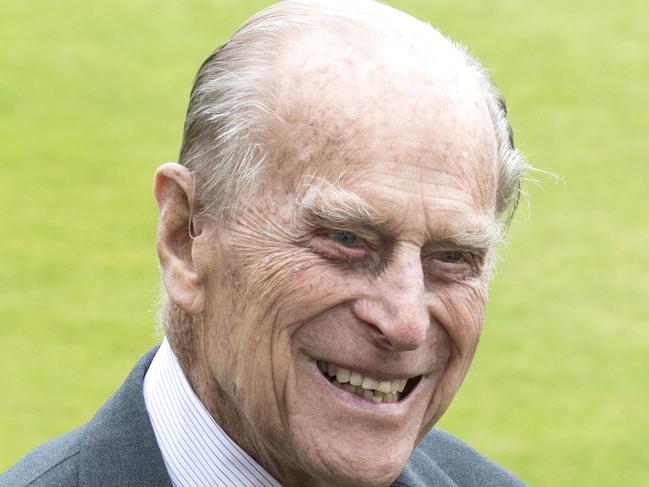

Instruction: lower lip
[309,360,421,414]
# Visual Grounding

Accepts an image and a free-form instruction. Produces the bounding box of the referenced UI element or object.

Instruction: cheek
[417,282,488,429]
[239,250,348,327]
[432,281,487,357]
[201,249,339,400]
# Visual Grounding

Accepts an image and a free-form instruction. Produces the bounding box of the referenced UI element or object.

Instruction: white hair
[179,0,529,225]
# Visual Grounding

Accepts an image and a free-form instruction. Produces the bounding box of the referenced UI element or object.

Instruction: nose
[352,247,429,352]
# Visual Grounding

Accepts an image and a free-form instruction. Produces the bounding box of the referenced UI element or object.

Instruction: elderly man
[1,1,529,486]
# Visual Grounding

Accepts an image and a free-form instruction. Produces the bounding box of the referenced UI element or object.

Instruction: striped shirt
[143,339,283,487]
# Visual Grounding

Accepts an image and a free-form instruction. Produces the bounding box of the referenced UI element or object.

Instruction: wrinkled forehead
[268,30,499,210]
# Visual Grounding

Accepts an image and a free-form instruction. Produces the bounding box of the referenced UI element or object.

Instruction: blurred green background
[1,0,647,485]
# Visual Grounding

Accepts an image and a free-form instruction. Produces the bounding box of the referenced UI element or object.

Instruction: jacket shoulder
[394,428,526,487]
[0,426,85,487]
[0,346,167,487]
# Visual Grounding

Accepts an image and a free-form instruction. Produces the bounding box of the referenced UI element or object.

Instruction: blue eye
[439,251,463,263]
[330,231,359,248]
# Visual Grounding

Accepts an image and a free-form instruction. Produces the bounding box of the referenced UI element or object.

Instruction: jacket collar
[77,346,173,487]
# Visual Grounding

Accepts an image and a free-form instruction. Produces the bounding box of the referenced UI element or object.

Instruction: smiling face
[186,34,500,487]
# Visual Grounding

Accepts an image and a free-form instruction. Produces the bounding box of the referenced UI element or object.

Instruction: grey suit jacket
[0,347,525,486]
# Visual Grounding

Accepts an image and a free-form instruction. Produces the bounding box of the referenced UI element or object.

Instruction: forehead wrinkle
[361,161,492,206]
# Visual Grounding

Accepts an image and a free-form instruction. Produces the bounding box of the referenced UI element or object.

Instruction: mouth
[316,360,421,404]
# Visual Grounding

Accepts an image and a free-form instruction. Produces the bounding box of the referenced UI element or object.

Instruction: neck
[182,353,345,487]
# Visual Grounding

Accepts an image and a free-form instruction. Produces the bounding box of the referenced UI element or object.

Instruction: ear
[154,163,205,314]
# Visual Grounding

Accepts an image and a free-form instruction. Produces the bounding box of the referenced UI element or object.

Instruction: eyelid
[306,232,367,263]
[315,225,382,249]
[426,251,464,263]
[438,251,464,263]
[424,243,487,257]
[329,230,363,248]
[420,251,485,283]
[423,248,483,267]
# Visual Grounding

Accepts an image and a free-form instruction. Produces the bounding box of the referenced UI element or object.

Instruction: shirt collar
[143,339,283,487]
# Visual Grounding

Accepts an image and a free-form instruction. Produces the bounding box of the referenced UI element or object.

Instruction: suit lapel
[77,347,173,487]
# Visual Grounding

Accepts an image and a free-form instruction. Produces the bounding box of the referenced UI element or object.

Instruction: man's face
[191,39,499,487]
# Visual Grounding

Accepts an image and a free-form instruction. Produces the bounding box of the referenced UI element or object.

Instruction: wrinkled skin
[155,31,499,487]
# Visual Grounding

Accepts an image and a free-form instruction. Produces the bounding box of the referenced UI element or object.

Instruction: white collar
[143,339,283,487]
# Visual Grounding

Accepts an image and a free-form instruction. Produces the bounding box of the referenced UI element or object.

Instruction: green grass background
[1,0,647,484]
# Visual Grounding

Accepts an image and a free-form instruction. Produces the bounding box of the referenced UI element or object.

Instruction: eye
[438,251,464,264]
[329,230,361,248]
[423,249,480,282]
[307,230,368,262]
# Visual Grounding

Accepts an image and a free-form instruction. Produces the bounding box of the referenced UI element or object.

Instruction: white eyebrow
[296,179,503,250]
[441,215,504,251]
[296,181,385,229]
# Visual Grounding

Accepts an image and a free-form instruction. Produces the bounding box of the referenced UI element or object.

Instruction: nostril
[370,318,428,352]
[352,298,428,352]
[368,327,395,350]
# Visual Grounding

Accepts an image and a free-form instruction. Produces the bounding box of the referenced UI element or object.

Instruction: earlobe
[154,163,205,314]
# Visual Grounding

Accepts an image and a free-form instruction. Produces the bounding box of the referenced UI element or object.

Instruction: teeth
[361,377,378,390]
[384,392,398,403]
[349,371,362,386]
[377,380,392,394]
[336,368,351,383]
[327,363,337,377]
[317,360,412,403]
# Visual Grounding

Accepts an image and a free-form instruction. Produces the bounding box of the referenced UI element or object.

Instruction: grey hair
[164,0,530,343]
[179,0,529,224]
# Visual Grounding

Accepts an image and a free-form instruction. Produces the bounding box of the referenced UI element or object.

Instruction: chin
[294,446,412,487]
[283,410,419,487]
